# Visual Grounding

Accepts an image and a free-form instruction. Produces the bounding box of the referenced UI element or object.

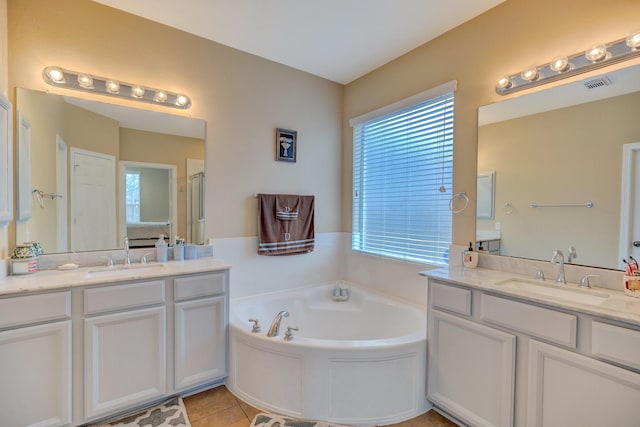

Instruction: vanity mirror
[478,63,640,270]
[14,88,206,255]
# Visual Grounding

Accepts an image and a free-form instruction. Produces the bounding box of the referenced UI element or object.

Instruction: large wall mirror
[478,63,640,271]
[15,88,206,255]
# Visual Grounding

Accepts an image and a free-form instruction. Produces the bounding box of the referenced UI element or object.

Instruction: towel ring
[449,192,469,214]
[502,202,514,215]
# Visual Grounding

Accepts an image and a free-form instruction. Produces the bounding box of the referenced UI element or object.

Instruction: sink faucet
[123,236,131,266]
[267,311,289,337]
[550,250,566,284]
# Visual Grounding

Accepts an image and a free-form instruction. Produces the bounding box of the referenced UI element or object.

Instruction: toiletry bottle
[156,234,168,262]
[463,241,478,268]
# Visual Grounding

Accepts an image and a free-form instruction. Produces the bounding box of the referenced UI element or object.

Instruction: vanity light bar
[496,29,640,95]
[42,66,191,109]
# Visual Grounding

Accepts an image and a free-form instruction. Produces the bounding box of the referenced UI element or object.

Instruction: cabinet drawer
[174,273,226,301]
[430,281,471,316]
[592,321,640,371]
[84,280,165,315]
[0,291,71,329]
[481,294,577,348]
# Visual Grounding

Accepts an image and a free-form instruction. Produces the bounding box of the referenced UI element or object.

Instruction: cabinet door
[84,306,166,419]
[175,296,226,390]
[0,321,71,427]
[528,340,640,427]
[428,309,515,427]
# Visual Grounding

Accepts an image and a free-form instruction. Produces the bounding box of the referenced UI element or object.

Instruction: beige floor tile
[384,409,458,427]
[189,405,249,427]
[236,399,262,422]
[184,386,239,423]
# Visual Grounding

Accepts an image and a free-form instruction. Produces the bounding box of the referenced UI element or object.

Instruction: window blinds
[352,92,454,266]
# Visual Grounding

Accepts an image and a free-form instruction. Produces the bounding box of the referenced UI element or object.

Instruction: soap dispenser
[463,241,478,268]
[156,234,168,262]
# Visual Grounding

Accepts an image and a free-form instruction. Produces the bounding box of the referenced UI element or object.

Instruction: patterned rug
[89,397,191,427]
[250,412,358,427]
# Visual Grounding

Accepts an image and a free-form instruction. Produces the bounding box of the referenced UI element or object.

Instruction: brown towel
[258,194,314,255]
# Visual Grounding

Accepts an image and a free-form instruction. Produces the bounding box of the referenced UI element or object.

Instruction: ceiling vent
[583,76,612,90]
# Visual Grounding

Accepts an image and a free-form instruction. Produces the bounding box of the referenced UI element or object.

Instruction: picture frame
[276,128,297,162]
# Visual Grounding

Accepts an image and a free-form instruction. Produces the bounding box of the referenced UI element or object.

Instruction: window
[351,86,454,266]
[125,171,141,222]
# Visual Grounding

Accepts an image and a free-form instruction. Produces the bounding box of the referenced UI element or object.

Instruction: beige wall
[343,0,640,247]
[120,128,204,240]
[478,92,640,268]
[1,0,8,262]
[7,0,343,243]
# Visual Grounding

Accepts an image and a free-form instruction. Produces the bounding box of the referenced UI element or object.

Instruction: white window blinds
[352,90,454,266]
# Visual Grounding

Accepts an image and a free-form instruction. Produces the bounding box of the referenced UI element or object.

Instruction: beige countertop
[0,258,232,297]
[421,266,640,326]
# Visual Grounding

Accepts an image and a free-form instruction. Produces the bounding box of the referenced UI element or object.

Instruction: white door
[71,148,116,252]
[428,309,516,427]
[175,296,226,390]
[84,306,166,419]
[620,142,640,268]
[0,321,71,427]
[56,135,68,252]
[528,340,640,426]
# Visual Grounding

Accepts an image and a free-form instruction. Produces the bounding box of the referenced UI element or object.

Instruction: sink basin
[86,263,165,277]
[495,278,610,306]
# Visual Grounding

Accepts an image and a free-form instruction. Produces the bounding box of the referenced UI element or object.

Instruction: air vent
[583,76,612,90]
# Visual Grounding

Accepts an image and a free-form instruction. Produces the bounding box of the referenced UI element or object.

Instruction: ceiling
[94,0,504,84]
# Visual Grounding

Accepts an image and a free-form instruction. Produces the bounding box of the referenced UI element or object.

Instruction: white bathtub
[226,283,429,426]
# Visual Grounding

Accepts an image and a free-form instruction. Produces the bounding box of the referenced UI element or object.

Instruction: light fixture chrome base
[43,66,191,109]
[496,32,640,95]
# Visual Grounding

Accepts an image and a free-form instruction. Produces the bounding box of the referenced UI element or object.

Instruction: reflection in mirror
[478,64,640,270]
[15,88,206,255]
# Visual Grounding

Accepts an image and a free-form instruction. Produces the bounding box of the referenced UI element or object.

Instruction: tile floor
[183,385,457,427]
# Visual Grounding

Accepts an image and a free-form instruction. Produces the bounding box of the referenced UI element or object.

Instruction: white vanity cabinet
[427,278,640,427]
[0,292,72,427]
[428,283,515,427]
[83,280,167,419]
[173,272,228,390]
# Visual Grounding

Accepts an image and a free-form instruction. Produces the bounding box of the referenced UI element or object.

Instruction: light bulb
[175,94,190,107]
[521,66,539,82]
[105,80,120,94]
[550,56,570,72]
[585,44,607,62]
[627,30,640,49]
[153,91,168,103]
[131,86,145,98]
[496,76,512,89]
[77,74,93,89]
[44,66,65,84]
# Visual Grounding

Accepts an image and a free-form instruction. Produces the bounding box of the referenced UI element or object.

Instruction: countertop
[0,258,232,297]
[421,267,640,326]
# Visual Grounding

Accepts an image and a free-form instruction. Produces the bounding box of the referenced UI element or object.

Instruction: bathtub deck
[183,385,457,426]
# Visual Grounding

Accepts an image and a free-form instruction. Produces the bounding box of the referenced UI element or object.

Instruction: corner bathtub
[227,283,429,426]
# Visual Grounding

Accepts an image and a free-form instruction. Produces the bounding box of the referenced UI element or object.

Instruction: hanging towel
[257,194,314,255]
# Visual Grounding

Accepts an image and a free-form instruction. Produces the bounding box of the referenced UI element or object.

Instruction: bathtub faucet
[267,311,290,337]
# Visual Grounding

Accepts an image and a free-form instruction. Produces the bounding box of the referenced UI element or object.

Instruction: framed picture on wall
[276,128,297,162]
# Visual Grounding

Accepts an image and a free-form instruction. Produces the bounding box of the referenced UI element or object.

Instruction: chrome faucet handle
[141,252,154,264]
[579,274,600,289]
[534,269,545,281]
[248,318,261,333]
[102,256,115,267]
[284,326,299,341]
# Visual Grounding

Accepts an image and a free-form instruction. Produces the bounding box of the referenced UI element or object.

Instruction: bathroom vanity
[422,267,640,427]
[0,259,230,427]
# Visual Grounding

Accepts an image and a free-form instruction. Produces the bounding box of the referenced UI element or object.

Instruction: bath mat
[89,397,191,427]
[250,412,359,427]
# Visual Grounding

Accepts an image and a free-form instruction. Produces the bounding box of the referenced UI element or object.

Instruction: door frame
[619,142,640,270]
[56,135,68,252]
[118,161,178,244]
